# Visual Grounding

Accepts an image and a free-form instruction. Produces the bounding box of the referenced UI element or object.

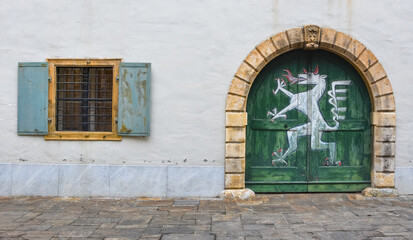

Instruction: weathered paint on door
[246,50,371,192]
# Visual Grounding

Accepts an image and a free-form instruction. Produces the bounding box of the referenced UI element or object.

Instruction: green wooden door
[246,50,371,193]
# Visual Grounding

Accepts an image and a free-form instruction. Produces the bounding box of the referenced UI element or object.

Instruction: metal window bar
[56,67,113,132]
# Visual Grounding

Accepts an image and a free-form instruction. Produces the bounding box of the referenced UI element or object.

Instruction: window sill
[44,132,122,141]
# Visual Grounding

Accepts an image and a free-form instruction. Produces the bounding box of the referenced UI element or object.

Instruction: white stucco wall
[0,0,412,192]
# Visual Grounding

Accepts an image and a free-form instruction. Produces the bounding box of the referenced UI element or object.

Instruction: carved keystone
[304,25,321,49]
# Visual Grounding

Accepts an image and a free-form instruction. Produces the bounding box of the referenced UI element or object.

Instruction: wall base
[0,163,224,198]
[362,187,398,197]
[395,167,413,194]
[219,188,255,200]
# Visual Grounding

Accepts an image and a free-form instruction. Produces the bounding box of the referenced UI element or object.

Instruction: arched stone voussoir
[228,77,250,97]
[244,48,266,72]
[286,27,305,49]
[270,31,291,56]
[256,38,277,62]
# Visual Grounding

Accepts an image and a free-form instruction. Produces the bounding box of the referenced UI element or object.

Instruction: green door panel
[246,50,371,193]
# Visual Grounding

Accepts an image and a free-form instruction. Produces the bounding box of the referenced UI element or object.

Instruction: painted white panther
[267,66,351,166]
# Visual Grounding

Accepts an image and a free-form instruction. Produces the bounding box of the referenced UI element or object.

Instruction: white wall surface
[0,0,412,174]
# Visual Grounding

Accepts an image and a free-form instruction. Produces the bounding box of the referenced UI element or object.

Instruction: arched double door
[246,50,372,192]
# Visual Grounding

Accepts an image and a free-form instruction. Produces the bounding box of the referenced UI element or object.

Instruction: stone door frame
[224,25,396,196]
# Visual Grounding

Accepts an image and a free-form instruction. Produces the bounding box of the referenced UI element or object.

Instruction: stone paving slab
[0,194,411,239]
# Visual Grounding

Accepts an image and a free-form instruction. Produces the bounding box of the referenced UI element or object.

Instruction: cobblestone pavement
[0,194,411,239]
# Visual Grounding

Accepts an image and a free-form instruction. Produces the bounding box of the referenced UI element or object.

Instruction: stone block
[374,156,395,172]
[225,158,245,173]
[167,166,224,197]
[0,164,11,196]
[226,94,246,111]
[372,112,396,127]
[225,143,245,158]
[228,78,250,97]
[235,62,257,83]
[371,78,393,97]
[374,142,395,157]
[374,94,395,111]
[219,188,255,200]
[374,127,396,142]
[225,173,245,189]
[366,62,387,84]
[286,27,304,49]
[320,28,337,49]
[372,172,395,188]
[226,127,245,142]
[12,164,58,196]
[226,112,247,127]
[110,165,167,197]
[173,200,200,206]
[333,31,352,53]
[355,49,378,72]
[245,49,266,71]
[162,234,215,240]
[256,39,277,61]
[362,187,398,197]
[345,38,366,61]
[271,31,290,55]
[58,165,110,197]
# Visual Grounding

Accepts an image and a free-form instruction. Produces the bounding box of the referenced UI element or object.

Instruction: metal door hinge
[48,77,51,83]
[116,77,119,82]
[47,118,52,123]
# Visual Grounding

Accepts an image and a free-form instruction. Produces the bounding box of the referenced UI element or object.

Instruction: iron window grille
[56,67,113,132]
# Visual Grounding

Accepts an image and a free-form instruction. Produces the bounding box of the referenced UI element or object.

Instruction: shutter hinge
[116,76,119,82]
[48,77,51,83]
[47,118,52,123]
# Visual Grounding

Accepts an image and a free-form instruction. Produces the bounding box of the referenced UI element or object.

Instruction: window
[46,59,121,140]
[17,59,151,140]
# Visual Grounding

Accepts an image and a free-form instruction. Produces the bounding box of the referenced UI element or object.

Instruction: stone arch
[224,25,396,196]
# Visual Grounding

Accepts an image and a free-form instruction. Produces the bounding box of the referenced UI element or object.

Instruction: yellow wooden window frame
[45,59,122,141]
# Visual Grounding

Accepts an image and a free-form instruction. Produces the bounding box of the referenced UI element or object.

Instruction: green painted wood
[248,167,305,181]
[118,63,151,136]
[247,184,308,193]
[317,166,370,181]
[246,51,308,190]
[245,50,371,193]
[17,62,49,135]
[251,119,367,131]
[307,51,371,189]
[308,183,371,192]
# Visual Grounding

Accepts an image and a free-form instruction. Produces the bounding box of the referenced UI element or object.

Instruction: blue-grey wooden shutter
[17,62,49,135]
[118,63,151,136]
